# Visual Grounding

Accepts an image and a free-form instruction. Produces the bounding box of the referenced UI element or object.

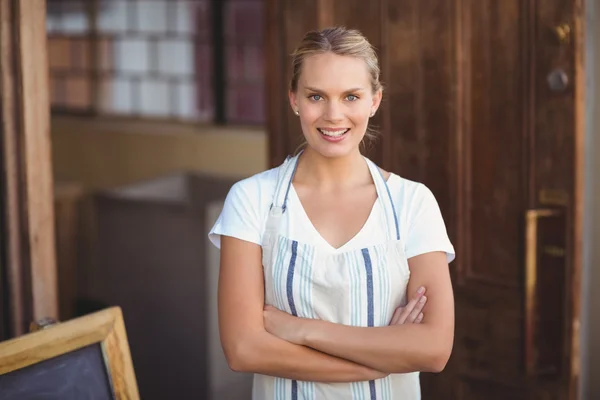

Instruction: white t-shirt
[208,165,455,262]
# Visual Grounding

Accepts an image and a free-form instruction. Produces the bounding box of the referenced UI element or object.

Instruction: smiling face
[289,52,382,159]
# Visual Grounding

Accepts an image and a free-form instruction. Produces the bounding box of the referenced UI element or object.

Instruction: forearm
[301,321,453,374]
[228,330,386,382]
[299,253,455,374]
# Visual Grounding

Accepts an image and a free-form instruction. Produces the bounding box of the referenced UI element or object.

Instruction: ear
[371,89,383,114]
[288,90,298,114]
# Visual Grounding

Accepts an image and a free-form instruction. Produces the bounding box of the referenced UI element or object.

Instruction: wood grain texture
[266,1,583,398]
[0,309,112,374]
[0,0,26,338]
[17,0,58,323]
[102,307,140,400]
[1,0,58,337]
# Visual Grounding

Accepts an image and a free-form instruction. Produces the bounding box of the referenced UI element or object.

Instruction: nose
[323,101,344,122]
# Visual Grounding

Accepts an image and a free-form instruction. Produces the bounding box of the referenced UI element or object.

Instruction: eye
[309,94,322,101]
[346,94,359,101]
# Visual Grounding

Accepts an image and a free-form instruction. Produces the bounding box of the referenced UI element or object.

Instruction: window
[46,0,265,126]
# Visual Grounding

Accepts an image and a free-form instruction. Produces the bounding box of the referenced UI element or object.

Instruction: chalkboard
[0,307,139,400]
[0,343,113,400]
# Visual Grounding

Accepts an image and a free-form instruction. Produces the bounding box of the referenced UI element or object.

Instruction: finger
[390,307,404,325]
[397,287,426,324]
[415,312,424,324]
[407,295,427,323]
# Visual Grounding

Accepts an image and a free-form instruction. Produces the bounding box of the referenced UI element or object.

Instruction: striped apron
[256,153,420,400]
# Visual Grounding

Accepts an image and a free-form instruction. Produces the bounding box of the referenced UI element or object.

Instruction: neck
[295,147,370,188]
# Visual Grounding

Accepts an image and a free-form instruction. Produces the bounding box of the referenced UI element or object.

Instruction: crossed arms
[217,236,454,383]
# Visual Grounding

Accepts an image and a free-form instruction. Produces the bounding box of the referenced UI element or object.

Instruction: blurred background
[1,0,599,399]
[46,1,265,399]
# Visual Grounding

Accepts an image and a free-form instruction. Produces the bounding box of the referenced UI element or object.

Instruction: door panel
[458,378,524,400]
[266,0,584,398]
[461,0,524,286]
[444,0,529,394]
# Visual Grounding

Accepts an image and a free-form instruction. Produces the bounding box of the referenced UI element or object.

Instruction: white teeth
[319,128,349,137]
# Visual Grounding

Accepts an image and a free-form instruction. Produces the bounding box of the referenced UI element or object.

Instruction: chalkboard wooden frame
[0,306,139,399]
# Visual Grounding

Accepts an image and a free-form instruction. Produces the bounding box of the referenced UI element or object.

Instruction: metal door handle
[524,208,566,378]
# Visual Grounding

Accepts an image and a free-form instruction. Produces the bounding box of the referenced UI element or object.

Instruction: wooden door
[266,0,584,399]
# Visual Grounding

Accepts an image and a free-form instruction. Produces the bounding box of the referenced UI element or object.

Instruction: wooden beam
[571,0,586,398]
[0,0,57,338]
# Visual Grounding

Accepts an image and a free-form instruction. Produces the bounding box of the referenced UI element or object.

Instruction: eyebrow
[304,86,365,94]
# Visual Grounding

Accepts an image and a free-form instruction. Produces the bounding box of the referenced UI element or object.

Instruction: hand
[389,286,427,325]
[263,305,306,345]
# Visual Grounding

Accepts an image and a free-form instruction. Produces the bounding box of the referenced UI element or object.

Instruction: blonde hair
[290,26,383,148]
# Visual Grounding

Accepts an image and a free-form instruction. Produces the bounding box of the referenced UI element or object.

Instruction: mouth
[317,128,350,140]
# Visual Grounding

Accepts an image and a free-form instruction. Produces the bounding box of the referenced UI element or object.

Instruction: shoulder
[386,173,429,198]
[226,166,280,210]
[230,166,279,196]
[363,157,435,212]
[386,173,439,214]
[386,174,454,261]
[209,166,281,248]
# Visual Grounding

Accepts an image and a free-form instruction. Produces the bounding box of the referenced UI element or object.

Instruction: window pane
[176,81,199,120]
[174,1,211,36]
[97,37,115,73]
[158,39,194,76]
[139,79,170,117]
[224,0,263,42]
[64,75,91,109]
[173,1,195,34]
[116,39,150,74]
[56,2,89,33]
[48,37,72,71]
[227,83,264,125]
[46,13,61,33]
[97,1,129,33]
[195,44,212,79]
[195,75,214,121]
[47,0,269,126]
[100,77,133,114]
[225,0,264,124]
[136,1,168,34]
[70,37,90,71]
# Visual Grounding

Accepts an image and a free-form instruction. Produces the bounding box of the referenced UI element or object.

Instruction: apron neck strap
[365,158,400,240]
[271,153,400,241]
[271,152,301,212]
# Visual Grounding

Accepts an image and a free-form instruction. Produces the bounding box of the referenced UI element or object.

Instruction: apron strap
[271,154,399,240]
[365,158,400,240]
[270,152,301,212]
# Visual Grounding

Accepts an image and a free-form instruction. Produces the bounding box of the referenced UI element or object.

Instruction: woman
[209,26,455,399]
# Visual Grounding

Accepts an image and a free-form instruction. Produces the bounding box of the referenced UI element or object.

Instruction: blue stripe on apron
[274,237,288,400]
[362,248,377,400]
[296,242,314,399]
[287,240,299,317]
[287,240,299,400]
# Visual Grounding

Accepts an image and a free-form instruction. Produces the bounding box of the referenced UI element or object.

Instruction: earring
[295,110,299,116]
[370,112,375,117]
